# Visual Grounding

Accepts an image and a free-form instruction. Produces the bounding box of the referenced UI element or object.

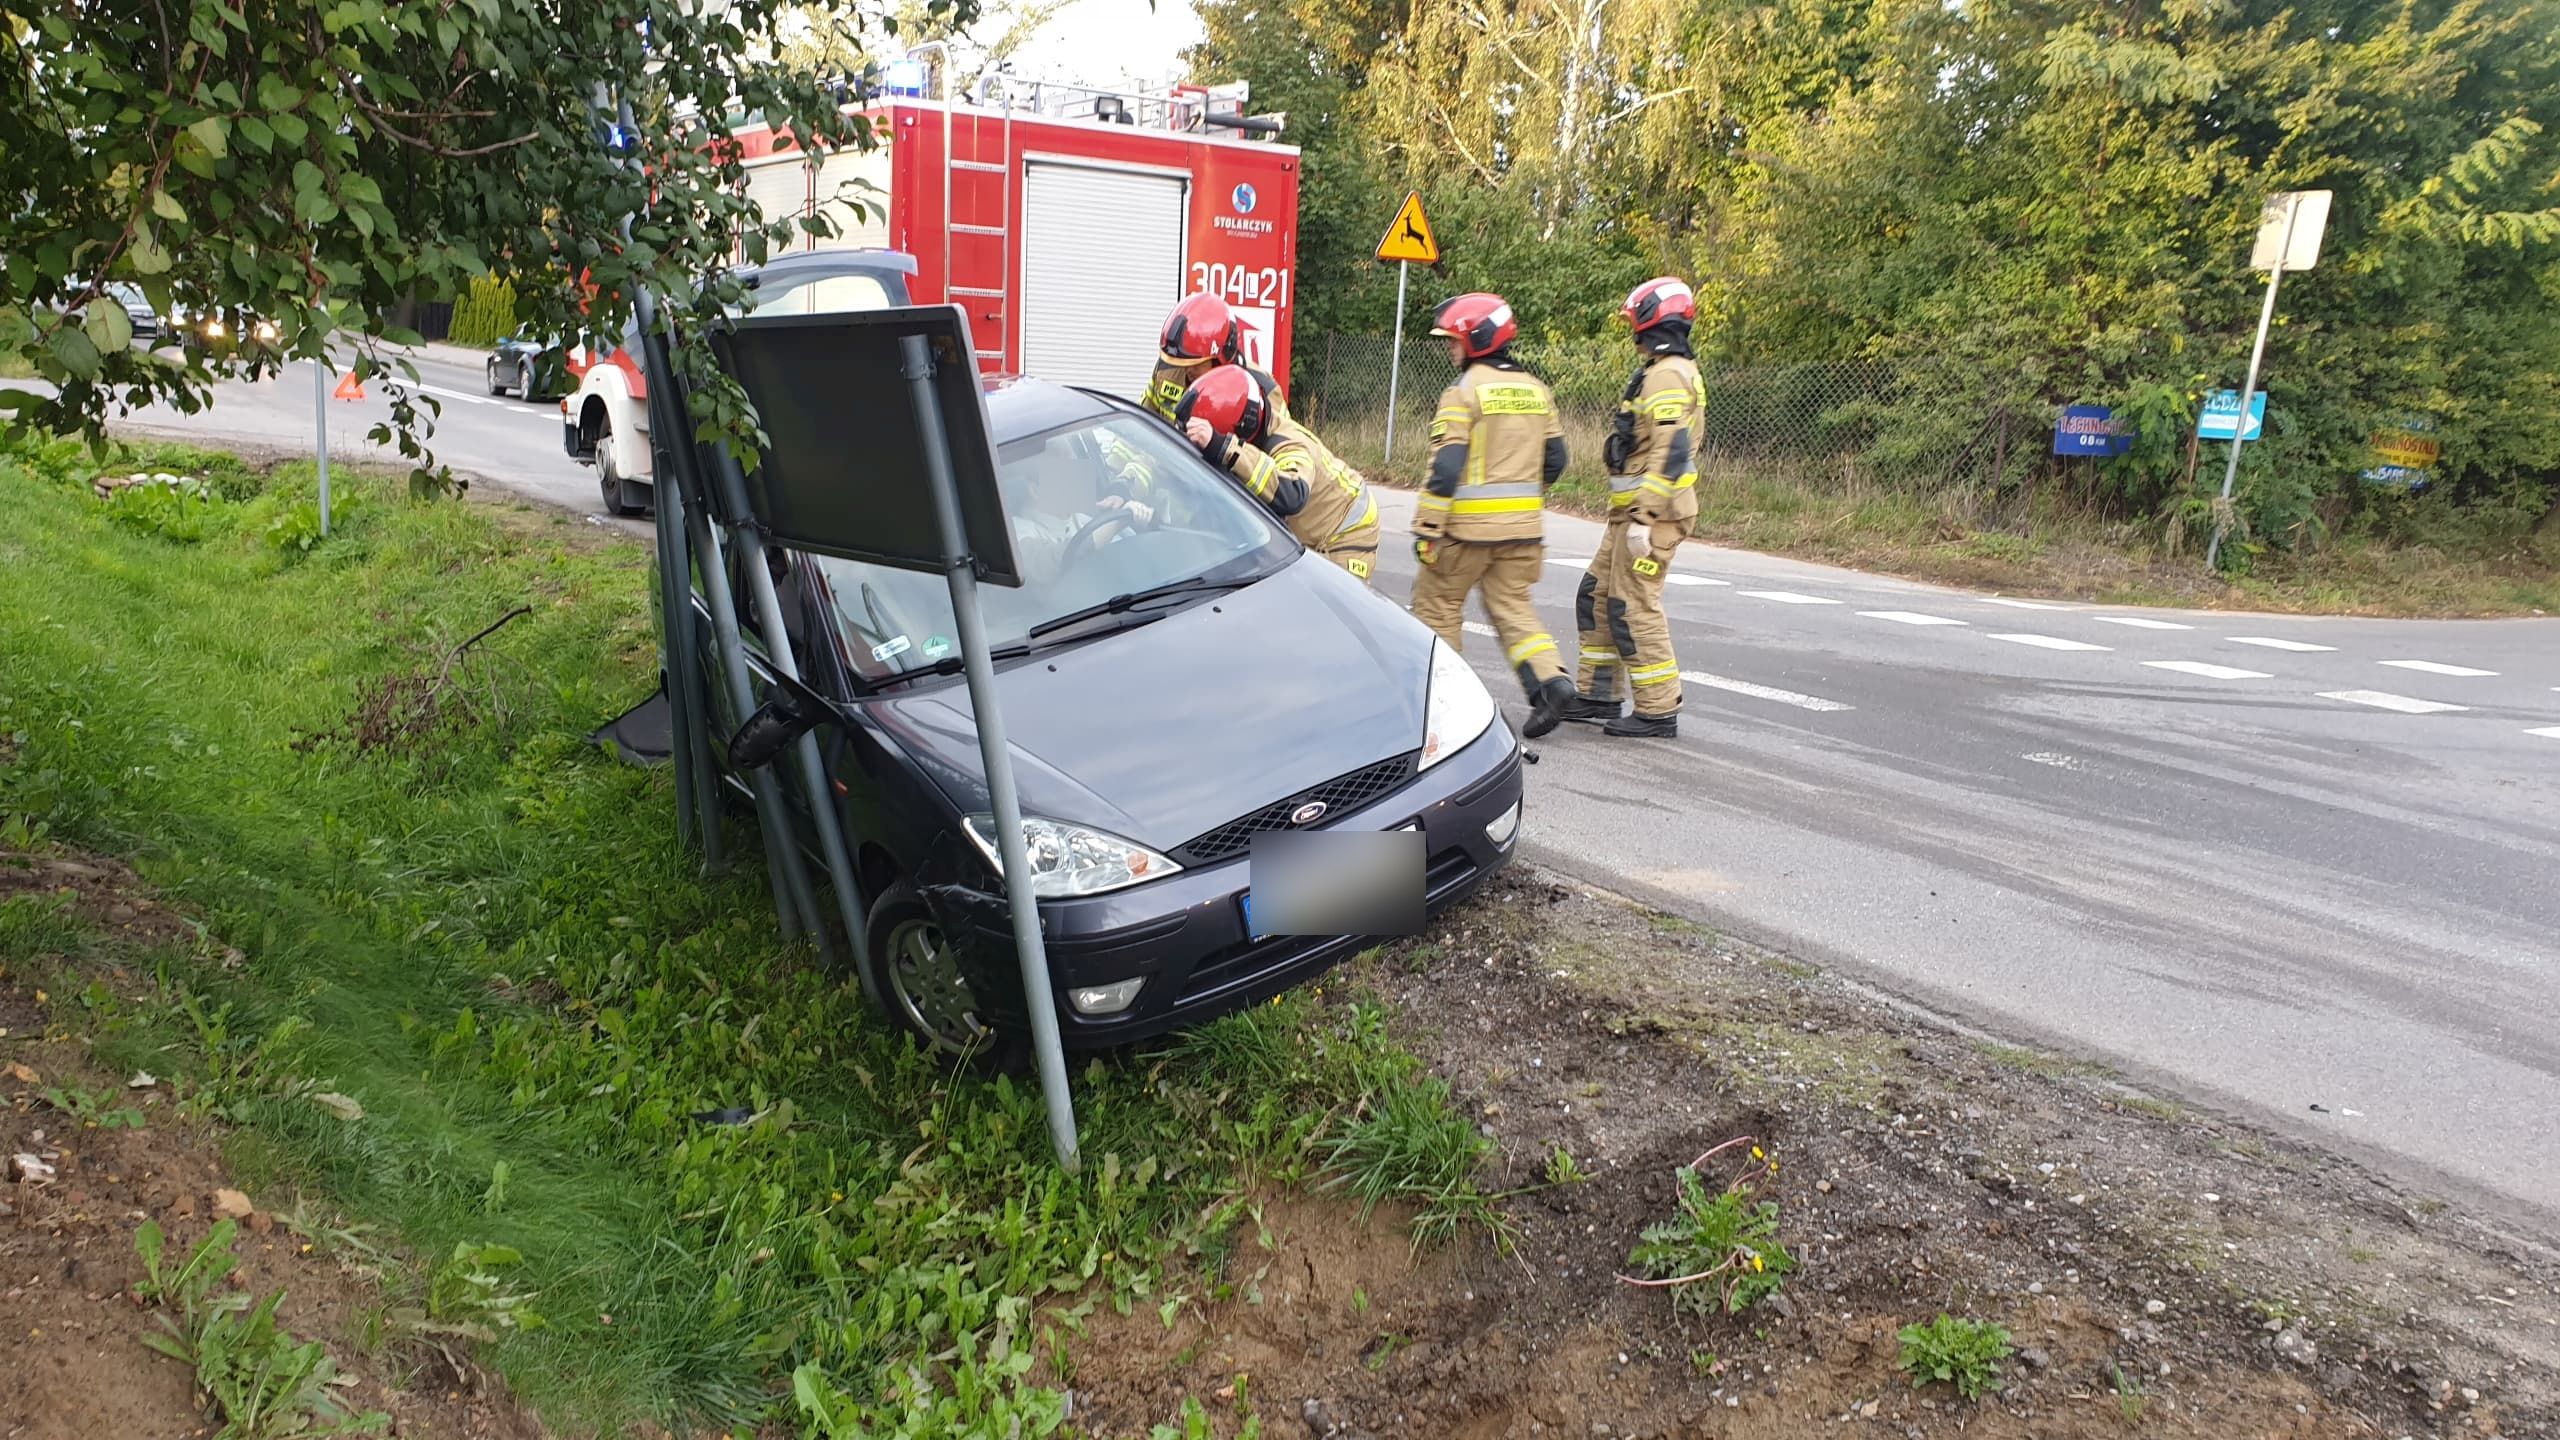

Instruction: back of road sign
[1376,191,1440,265]
[2249,190,2332,273]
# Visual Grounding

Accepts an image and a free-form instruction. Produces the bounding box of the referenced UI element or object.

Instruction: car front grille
[1173,752,1417,866]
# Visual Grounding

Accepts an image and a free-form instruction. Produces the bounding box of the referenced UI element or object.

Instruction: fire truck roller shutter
[1020,159,1188,398]
[810,149,893,252]
[742,154,816,254]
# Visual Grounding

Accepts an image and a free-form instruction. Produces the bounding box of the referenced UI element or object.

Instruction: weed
[1320,1075,1501,1250]
[37,1082,146,1128]
[103,475,221,544]
[400,1240,545,1342]
[1364,1333,1407,1371]
[1623,1140,1792,1316]
[2112,1364,2148,1424]
[264,493,354,557]
[1351,1285,1369,1316]
[1543,1145,1589,1187]
[1896,1314,2013,1400]
[134,1221,389,1438]
[1148,1393,1261,1440]
[1691,1347,1719,1377]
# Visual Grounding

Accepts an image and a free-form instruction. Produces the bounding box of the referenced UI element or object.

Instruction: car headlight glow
[254,320,278,341]
[963,814,1182,899]
[204,318,225,337]
[1419,637,1496,772]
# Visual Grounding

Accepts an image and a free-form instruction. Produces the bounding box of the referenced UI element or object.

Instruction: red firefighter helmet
[1173,365,1269,443]
[1430,292,1517,359]
[1622,277,1697,333]
[1161,292,1243,365]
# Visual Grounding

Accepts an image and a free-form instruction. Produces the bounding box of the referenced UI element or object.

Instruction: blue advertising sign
[2053,404,2132,458]
[2197,389,2266,442]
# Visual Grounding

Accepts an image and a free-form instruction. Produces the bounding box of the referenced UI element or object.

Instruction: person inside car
[1005,439,1154,586]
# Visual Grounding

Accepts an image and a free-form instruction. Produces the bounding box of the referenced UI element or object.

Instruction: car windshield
[805,410,1296,683]
[745,269,896,317]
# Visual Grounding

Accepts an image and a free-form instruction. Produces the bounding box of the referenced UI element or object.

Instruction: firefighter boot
[1557,692,1621,725]
[1603,710,1678,739]
[1522,674,1580,739]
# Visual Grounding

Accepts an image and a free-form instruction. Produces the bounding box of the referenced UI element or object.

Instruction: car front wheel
[595,419,648,516]
[485,358,507,396]
[863,879,1014,1060]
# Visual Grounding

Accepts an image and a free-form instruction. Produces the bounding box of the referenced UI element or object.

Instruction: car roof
[980,377,1133,441]
[737,249,920,290]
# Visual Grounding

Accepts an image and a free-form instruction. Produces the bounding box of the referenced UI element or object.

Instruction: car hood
[871,556,1432,852]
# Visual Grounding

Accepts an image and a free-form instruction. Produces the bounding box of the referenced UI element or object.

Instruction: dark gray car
[687,378,1526,1054]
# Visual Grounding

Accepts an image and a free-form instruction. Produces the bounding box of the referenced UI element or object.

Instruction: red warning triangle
[333,371,366,401]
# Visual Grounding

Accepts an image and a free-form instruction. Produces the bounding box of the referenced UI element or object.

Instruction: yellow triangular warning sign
[1375,190,1440,265]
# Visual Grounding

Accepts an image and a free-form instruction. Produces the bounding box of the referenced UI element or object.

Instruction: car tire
[485,358,507,397]
[517,359,535,402]
[861,879,1024,1067]
[595,421,647,517]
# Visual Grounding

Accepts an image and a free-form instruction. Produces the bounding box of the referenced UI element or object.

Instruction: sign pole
[313,357,330,538]
[2205,228,2288,570]
[899,330,1079,1173]
[2206,191,2326,572]
[1383,260,1409,467]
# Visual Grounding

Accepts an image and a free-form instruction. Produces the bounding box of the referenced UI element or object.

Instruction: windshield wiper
[1026,574,1257,641]
[901,639,1032,680]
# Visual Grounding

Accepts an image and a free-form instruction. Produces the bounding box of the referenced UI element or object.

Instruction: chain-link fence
[1297,333,2037,499]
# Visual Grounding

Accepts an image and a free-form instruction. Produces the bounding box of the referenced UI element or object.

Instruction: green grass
[1897,1314,2014,1401]
[0,436,1494,1435]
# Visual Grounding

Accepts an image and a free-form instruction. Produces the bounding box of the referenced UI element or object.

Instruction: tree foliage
[1198,0,2560,542]
[2,0,970,492]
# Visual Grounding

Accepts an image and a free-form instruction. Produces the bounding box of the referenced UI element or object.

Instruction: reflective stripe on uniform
[1581,646,1622,664]
[1451,491,1544,515]
[1507,632,1559,665]
[1239,451,1278,499]
[1629,660,1682,688]
[1416,493,1453,516]
[1336,486,1378,537]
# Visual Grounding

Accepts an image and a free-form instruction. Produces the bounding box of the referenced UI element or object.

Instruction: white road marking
[1984,597,2070,610]
[2528,727,2560,740]
[1858,611,1968,627]
[2093,616,2193,631]
[1664,574,1731,587]
[2143,660,2272,680]
[1989,633,2111,652]
[2229,636,2336,652]
[2319,690,2469,715]
[2022,752,2086,771]
[1463,622,1497,638]
[2378,660,2499,678]
[1679,671,1853,713]
[1546,556,1590,567]
[412,382,498,407]
[1738,590,1841,605]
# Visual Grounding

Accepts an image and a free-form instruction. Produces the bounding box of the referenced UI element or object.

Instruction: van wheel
[596,421,646,516]
[862,879,1021,1065]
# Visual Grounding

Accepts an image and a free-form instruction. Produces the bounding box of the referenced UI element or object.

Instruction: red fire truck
[565,78,1301,509]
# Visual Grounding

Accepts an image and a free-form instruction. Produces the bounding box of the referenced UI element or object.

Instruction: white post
[2206,200,2300,572]
[1382,260,1410,467]
[314,358,331,537]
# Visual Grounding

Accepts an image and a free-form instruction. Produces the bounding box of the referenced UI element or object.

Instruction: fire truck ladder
[935,73,1015,370]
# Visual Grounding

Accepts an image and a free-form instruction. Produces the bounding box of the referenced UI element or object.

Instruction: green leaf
[130,225,173,275]
[269,111,308,145]
[257,74,305,111]
[0,304,33,349]
[237,114,274,152]
[48,323,103,380]
[85,298,134,354]
[150,190,188,223]
[186,116,229,158]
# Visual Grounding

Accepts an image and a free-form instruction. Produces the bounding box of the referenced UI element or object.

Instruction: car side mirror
[725,669,836,771]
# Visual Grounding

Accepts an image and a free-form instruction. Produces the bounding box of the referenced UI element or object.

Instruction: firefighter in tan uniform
[1562,277,1705,739]
[1407,292,1577,737]
[1177,367,1380,581]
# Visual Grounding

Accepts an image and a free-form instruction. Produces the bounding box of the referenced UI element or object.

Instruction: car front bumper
[937,718,1526,1049]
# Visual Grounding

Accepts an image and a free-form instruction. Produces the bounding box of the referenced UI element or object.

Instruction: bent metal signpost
[2206,189,2332,570]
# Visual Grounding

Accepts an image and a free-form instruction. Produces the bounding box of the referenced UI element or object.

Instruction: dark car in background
[104,283,159,341]
[687,378,1526,1055]
[486,332,566,402]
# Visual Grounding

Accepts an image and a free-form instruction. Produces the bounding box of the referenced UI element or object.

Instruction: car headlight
[962,814,1182,899]
[1419,637,1496,772]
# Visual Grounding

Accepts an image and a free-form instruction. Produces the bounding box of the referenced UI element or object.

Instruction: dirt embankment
[1067,870,2560,1439]
[1,847,548,1440]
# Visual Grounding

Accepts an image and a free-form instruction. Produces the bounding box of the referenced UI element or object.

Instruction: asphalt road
[101,367,2560,1225]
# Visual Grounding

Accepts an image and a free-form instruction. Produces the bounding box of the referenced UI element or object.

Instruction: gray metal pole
[629,292,725,871]
[2206,203,2299,572]
[1382,261,1409,467]
[712,447,882,1004]
[649,419,698,854]
[688,507,820,942]
[314,359,331,537]
[899,330,1079,1173]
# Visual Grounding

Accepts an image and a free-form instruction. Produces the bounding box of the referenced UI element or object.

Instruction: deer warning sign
[1375,191,1440,265]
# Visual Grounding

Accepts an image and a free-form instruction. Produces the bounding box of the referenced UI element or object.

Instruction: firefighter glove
[1413,536,1440,567]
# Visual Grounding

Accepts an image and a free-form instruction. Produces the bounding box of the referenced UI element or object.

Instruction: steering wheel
[1055,513,1131,575]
